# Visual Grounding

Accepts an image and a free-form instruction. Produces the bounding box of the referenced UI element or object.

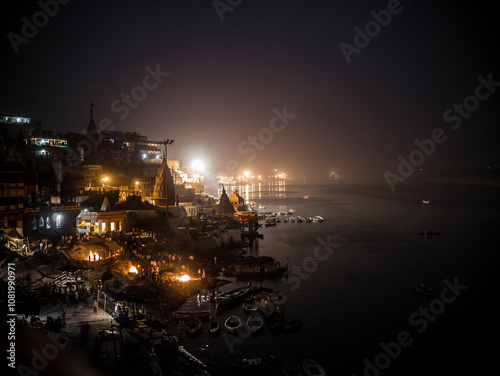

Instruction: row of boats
[172,285,303,337]
[265,215,323,226]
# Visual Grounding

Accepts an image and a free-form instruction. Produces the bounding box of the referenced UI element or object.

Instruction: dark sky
[1,0,499,178]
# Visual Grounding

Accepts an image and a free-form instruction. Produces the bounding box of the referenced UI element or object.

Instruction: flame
[129,266,138,274]
[178,274,190,282]
[89,251,100,261]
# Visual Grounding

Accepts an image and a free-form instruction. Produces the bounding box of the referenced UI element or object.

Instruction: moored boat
[302,359,326,376]
[225,315,242,334]
[172,309,211,320]
[418,229,441,236]
[247,313,264,333]
[415,282,434,296]
[313,216,323,222]
[284,316,302,333]
[242,301,258,313]
[215,285,250,305]
[266,311,285,332]
[185,318,202,336]
[208,318,220,336]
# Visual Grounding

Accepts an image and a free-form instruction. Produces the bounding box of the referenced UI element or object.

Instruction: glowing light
[129,266,138,274]
[192,159,205,172]
[244,171,250,177]
[178,274,190,282]
[89,251,101,261]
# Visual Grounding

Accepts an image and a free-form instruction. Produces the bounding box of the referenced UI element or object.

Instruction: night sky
[1,0,499,178]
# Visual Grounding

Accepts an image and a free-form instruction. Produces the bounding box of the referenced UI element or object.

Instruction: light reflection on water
[179,178,497,376]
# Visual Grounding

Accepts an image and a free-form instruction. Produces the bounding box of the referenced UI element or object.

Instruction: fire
[129,266,138,274]
[89,251,101,261]
[178,274,190,282]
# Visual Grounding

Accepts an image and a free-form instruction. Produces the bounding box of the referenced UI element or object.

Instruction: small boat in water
[247,313,264,333]
[243,301,258,313]
[304,216,313,222]
[302,359,326,376]
[422,200,430,204]
[313,216,323,222]
[185,318,202,336]
[415,282,434,296]
[225,315,242,334]
[303,195,309,199]
[418,229,441,236]
[215,285,250,305]
[266,311,285,332]
[296,216,303,223]
[208,318,220,336]
[284,316,302,333]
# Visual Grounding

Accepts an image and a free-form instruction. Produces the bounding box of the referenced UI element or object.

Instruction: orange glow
[178,274,190,282]
[89,251,101,261]
[129,266,138,274]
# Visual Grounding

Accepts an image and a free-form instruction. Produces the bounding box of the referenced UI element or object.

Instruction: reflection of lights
[178,274,190,282]
[129,266,138,274]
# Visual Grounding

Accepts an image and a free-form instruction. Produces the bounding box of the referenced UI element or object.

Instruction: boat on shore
[172,309,211,320]
[225,315,242,334]
[247,313,264,333]
[215,285,250,305]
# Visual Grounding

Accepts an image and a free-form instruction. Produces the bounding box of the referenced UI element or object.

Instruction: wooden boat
[302,359,326,376]
[185,318,202,336]
[242,302,258,313]
[172,309,211,320]
[284,316,302,333]
[208,319,220,336]
[303,195,309,199]
[247,313,264,333]
[215,285,250,305]
[266,311,284,332]
[415,282,434,296]
[422,200,430,204]
[223,265,288,277]
[313,216,323,222]
[224,315,242,334]
[282,362,303,376]
[304,216,313,222]
[418,229,440,236]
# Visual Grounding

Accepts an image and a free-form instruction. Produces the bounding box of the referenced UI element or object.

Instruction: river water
[174,173,498,375]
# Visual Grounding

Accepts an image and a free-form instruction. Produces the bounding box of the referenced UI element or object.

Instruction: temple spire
[87,102,98,134]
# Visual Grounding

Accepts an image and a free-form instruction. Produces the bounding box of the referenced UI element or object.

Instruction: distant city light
[179,274,191,282]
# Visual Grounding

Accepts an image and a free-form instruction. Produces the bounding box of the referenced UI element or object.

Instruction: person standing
[93,299,98,314]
